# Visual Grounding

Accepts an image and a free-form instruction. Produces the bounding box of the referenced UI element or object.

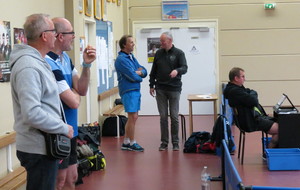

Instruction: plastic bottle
[201,166,210,190]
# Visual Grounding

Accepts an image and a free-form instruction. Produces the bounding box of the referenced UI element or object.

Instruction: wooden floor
[75,115,300,190]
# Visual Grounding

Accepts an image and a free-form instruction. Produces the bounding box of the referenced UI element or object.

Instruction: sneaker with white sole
[121,143,131,150]
[129,143,144,152]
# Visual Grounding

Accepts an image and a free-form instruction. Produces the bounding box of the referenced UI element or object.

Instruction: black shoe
[159,143,168,151]
[121,143,131,150]
[173,144,179,151]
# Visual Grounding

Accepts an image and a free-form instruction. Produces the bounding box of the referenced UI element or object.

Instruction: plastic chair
[232,107,268,164]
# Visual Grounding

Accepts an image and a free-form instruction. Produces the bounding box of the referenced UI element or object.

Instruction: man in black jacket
[223,67,278,148]
[149,31,188,151]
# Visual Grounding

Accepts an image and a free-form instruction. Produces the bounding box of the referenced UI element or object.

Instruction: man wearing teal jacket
[115,34,147,152]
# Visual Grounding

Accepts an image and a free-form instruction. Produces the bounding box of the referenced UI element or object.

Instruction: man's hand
[83,45,96,65]
[150,88,156,97]
[67,124,74,139]
[135,67,143,76]
[169,70,178,78]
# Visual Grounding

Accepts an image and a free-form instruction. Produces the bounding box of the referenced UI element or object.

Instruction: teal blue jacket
[115,51,147,95]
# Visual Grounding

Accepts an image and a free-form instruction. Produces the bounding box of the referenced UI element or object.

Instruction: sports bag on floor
[210,114,235,153]
[87,150,106,171]
[78,123,101,149]
[183,131,211,153]
[102,115,127,136]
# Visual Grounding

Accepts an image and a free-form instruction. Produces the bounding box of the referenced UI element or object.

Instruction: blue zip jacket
[115,51,147,95]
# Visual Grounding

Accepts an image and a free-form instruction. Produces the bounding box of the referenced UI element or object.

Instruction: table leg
[213,100,217,121]
[189,100,193,136]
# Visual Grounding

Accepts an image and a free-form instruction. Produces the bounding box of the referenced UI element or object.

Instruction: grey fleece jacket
[10,44,69,155]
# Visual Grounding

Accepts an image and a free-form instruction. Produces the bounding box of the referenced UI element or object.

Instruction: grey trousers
[155,89,181,145]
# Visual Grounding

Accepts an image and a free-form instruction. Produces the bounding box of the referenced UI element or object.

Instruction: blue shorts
[121,90,141,113]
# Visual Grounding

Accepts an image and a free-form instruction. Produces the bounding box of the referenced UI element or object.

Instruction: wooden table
[188,94,218,135]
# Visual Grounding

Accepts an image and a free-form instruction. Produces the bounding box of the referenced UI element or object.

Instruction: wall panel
[191,4,300,30]
[220,55,300,81]
[129,0,300,6]
[220,29,300,55]
[242,81,300,107]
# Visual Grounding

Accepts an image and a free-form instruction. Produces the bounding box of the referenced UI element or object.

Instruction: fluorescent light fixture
[140,28,161,33]
[188,27,209,32]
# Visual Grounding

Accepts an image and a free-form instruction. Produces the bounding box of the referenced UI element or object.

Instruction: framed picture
[13,28,27,44]
[0,21,11,82]
[117,0,121,6]
[162,1,189,20]
[94,0,101,20]
[101,0,107,21]
[79,0,83,13]
[147,37,160,63]
[112,0,116,3]
[85,0,92,17]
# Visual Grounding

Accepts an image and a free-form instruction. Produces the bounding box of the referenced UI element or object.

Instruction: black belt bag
[43,133,71,160]
[42,102,71,160]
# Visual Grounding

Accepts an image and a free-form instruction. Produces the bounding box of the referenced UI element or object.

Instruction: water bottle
[201,166,210,190]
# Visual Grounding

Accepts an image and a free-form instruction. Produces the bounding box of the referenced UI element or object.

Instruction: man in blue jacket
[115,35,147,152]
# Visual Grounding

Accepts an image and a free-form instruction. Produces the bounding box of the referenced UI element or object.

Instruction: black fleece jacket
[149,45,187,91]
[223,82,260,132]
[223,82,259,108]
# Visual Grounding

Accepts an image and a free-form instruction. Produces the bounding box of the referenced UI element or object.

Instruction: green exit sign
[264,3,276,9]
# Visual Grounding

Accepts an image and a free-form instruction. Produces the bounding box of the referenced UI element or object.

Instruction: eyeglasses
[40,29,57,37]
[60,31,75,36]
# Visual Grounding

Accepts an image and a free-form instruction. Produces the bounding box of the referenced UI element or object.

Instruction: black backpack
[183,131,211,153]
[102,115,127,136]
[210,115,235,153]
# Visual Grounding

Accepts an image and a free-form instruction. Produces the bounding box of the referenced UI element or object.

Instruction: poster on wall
[13,28,27,45]
[0,21,11,82]
[96,20,115,94]
[162,1,189,20]
[147,37,160,63]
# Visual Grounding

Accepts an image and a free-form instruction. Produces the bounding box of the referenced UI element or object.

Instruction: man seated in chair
[223,67,278,148]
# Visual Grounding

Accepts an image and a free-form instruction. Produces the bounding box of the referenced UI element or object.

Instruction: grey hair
[161,31,173,41]
[23,13,51,42]
[52,17,69,33]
